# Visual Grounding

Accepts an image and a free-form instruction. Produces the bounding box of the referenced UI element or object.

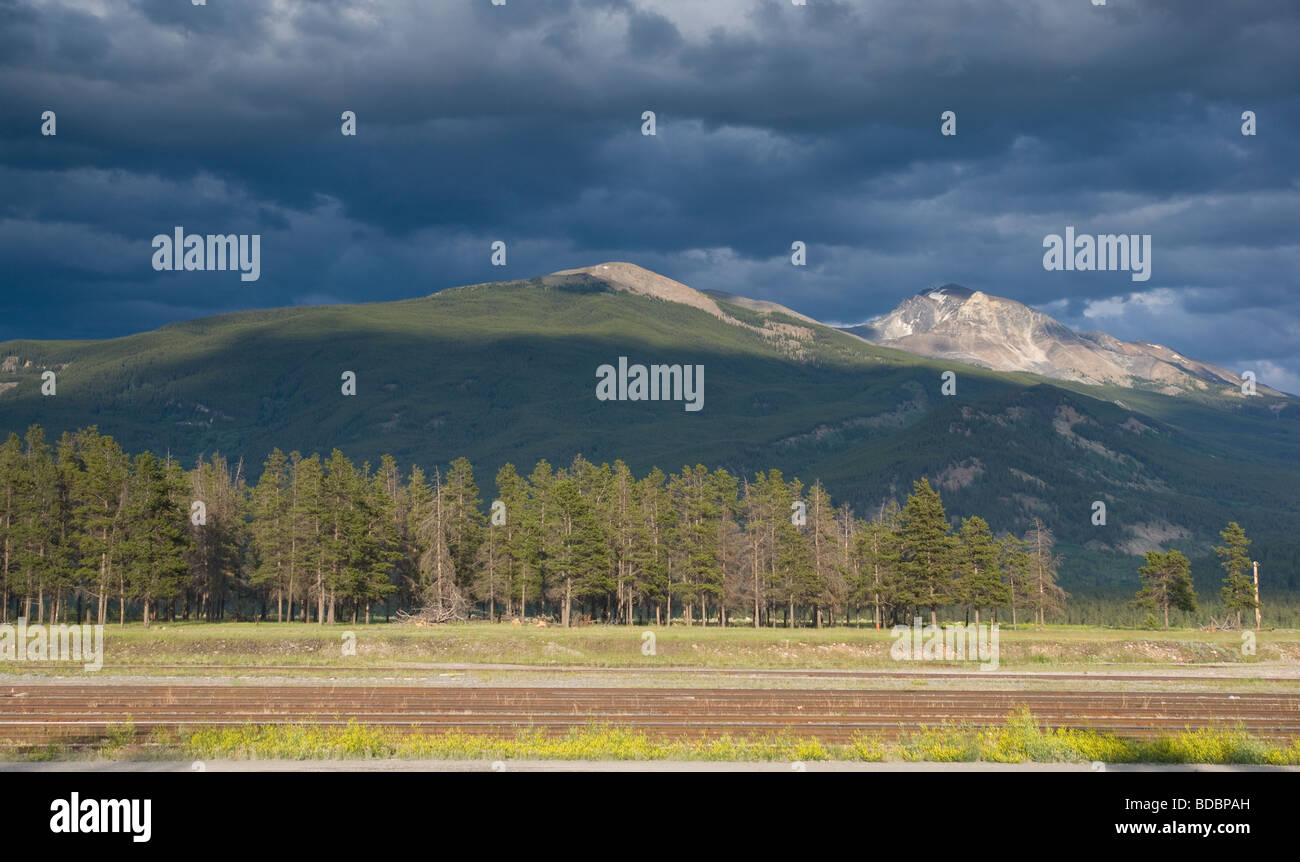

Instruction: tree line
[0,423,1252,629]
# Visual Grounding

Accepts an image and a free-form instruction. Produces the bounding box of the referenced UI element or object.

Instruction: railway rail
[3,685,1298,746]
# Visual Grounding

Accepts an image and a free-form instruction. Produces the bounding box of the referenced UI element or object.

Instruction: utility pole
[1253,560,1261,629]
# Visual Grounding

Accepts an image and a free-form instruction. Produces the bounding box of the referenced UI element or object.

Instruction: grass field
[4,622,1299,764]
[3,620,1298,675]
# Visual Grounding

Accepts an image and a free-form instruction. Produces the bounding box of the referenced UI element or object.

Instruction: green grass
[5,619,1297,675]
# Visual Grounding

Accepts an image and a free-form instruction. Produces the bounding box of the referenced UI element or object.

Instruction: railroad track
[2,685,1298,746]
[39,663,1300,682]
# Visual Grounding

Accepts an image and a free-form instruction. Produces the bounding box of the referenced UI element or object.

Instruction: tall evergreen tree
[117,452,192,628]
[292,454,327,623]
[1214,522,1256,629]
[957,515,1008,626]
[443,457,485,597]
[0,434,22,621]
[805,480,841,628]
[492,463,529,618]
[12,426,67,623]
[742,470,787,628]
[632,467,671,625]
[250,449,292,620]
[897,478,955,625]
[1133,548,1197,629]
[547,478,611,627]
[855,513,899,629]
[997,532,1031,630]
[188,453,247,621]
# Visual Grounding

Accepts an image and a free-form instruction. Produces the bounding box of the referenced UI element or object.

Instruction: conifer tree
[855,514,899,629]
[997,532,1031,630]
[957,515,1008,626]
[1214,522,1256,629]
[0,434,22,621]
[897,478,955,625]
[117,451,192,628]
[548,478,611,627]
[493,463,529,618]
[1025,518,1067,629]
[443,456,484,596]
[189,453,246,621]
[250,448,292,620]
[1134,548,1197,629]
[633,467,670,625]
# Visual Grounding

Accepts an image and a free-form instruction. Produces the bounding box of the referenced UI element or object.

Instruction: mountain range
[2,263,1297,591]
[841,284,1284,398]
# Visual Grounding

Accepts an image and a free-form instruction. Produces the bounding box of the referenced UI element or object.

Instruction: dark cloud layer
[1,0,1297,391]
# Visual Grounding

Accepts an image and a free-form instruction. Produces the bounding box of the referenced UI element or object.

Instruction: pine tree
[1024,517,1067,629]
[188,453,247,621]
[117,451,193,628]
[776,522,816,628]
[897,478,955,625]
[318,451,398,623]
[477,507,503,621]
[0,433,22,621]
[855,512,899,630]
[291,454,327,623]
[521,460,555,619]
[632,468,670,625]
[668,465,724,626]
[12,426,66,623]
[957,515,1008,626]
[1214,522,1256,628]
[356,465,400,622]
[567,456,616,622]
[547,478,611,627]
[56,429,130,625]
[997,532,1031,630]
[711,468,742,627]
[414,465,467,618]
[402,465,434,606]
[443,457,485,598]
[609,461,637,624]
[742,470,790,628]
[805,480,840,628]
[375,454,419,619]
[250,449,292,621]
[320,449,355,623]
[1134,549,1197,629]
[492,463,529,618]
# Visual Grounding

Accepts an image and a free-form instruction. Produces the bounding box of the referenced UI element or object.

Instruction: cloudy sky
[2,0,1298,391]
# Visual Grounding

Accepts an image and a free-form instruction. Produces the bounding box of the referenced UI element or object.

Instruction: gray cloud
[1,0,1297,389]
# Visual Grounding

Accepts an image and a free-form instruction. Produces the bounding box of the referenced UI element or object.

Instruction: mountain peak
[514,264,1278,399]
[548,262,722,318]
[845,285,1267,396]
[918,283,977,301]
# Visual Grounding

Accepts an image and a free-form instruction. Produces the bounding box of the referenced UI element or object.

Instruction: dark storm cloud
[0,0,1297,389]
